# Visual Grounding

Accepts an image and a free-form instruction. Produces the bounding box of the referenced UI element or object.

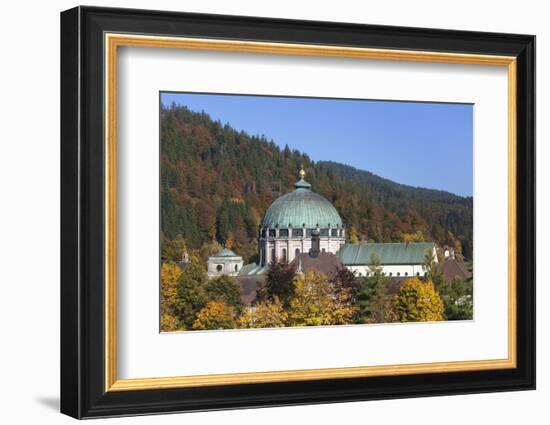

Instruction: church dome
[261,170,343,230]
[212,248,240,258]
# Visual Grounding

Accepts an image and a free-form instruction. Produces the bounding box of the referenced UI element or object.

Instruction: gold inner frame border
[104,33,517,392]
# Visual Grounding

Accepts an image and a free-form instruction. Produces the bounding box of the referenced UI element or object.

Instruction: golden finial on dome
[299,166,306,179]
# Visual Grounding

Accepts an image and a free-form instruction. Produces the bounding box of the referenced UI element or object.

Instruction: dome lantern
[294,166,312,190]
[260,168,343,230]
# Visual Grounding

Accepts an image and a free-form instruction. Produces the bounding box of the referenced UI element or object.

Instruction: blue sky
[161,92,473,197]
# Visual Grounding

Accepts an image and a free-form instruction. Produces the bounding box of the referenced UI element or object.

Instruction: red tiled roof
[440,259,472,281]
[289,252,344,280]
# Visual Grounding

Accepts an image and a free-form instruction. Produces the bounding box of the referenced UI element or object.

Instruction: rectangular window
[292,229,303,237]
[320,228,329,237]
[279,229,289,237]
[269,229,276,237]
[331,228,339,237]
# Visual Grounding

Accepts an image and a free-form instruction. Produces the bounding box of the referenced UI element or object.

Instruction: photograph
[159,92,474,332]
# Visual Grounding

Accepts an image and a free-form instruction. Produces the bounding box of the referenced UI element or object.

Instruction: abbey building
[209,168,437,281]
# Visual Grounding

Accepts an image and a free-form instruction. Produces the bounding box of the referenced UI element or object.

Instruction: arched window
[405,272,408,276]
[416,272,420,276]
[271,248,276,263]
[295,248,300,257]
[234,264,238,272]
[322,248,326,253]
[389,272,393,276]
[216,264,223,272]
[281,248,287,263]
[397,272,401,276]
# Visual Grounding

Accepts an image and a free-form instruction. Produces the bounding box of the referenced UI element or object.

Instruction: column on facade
[273,226,279,264]
[259,226,265,266]
[316,224,321,253]
[267,227,273,265]
[286,237,290,264]
[288,225,293,263]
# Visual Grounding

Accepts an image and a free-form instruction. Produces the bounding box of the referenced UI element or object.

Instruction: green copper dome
[212,248,240,257]
[261,172,343,230]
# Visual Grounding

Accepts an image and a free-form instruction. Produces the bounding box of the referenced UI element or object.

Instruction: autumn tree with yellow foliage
[288,271,357,327]
[160,313,181,332]
[160,263,182,331]
[237,297,288,329]
[192,300,236,330]
[347,226,360,244]
[392,277,444,322]
[161,234,187,263]
[400,230,425,243]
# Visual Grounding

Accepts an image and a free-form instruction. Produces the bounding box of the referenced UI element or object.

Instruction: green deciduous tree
[438,277,473,320]
[204,275,244,315]
[174,257,208,328]
[355,253,393,323]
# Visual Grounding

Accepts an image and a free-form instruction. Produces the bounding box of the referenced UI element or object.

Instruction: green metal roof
[212,248,240,258]
[338,242,435,265]
[261,178,343,229]
[238,263,266,276]
[294,177,312,190]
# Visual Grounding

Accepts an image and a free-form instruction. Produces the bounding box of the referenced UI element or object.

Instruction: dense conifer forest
[160,104,473,264]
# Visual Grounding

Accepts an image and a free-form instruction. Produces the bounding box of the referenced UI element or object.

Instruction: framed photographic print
[60,6,536,419]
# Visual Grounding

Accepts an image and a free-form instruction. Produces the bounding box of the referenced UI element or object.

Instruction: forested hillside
[160,104,473,263]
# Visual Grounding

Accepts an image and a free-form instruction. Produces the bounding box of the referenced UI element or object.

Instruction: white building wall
[262,236,345,265]
[345,247,438,278]
[347,264,426,277]
[207,257,244,278]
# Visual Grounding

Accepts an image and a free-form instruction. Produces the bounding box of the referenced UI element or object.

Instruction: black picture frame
[61,5,535,419]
